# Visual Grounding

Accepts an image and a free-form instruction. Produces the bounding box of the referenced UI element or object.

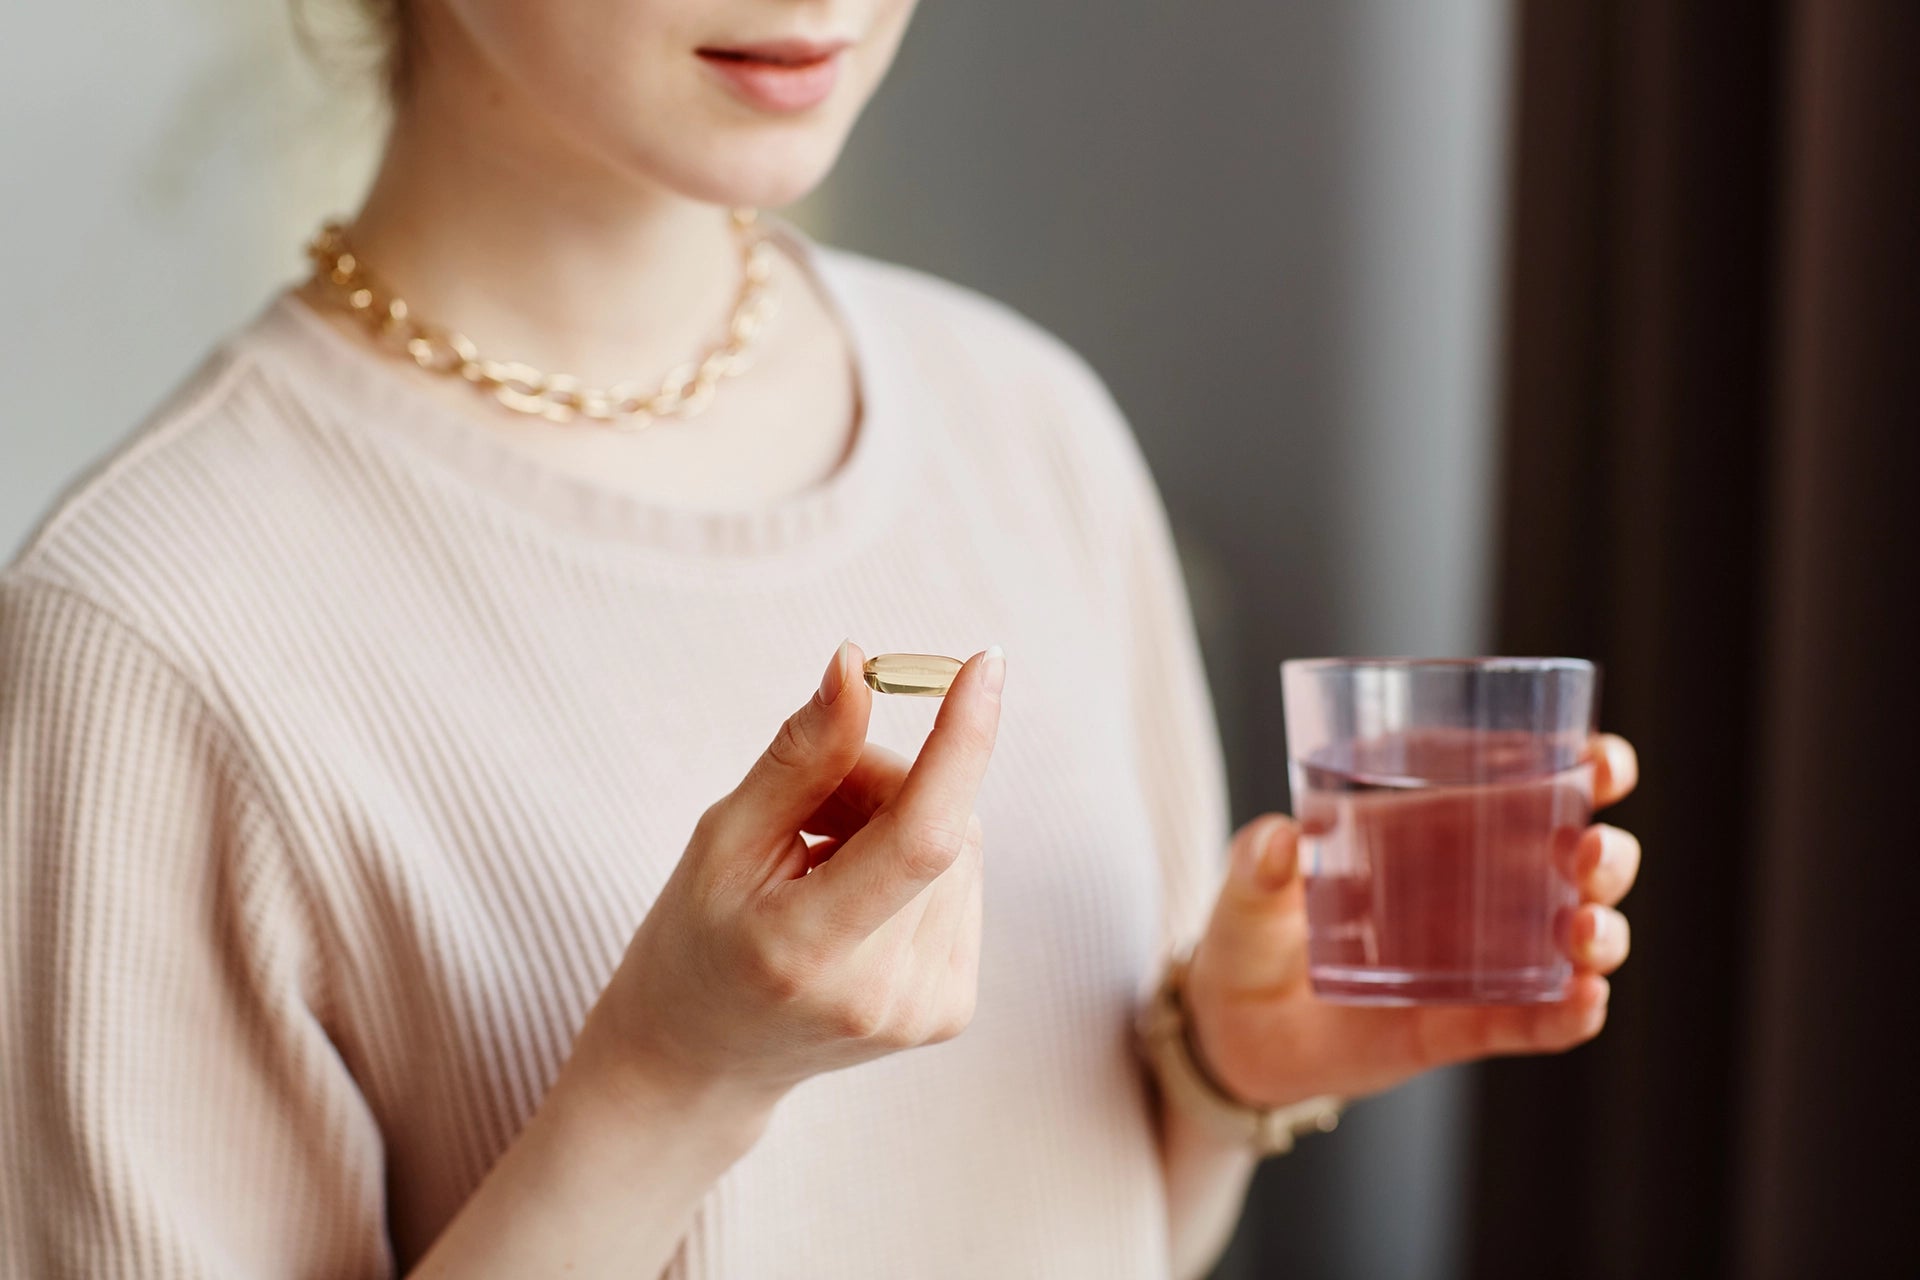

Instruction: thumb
[1194,814,1309,996]
[713,639,873,852]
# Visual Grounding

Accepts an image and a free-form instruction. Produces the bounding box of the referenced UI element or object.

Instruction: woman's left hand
[1182,734,1641,1109]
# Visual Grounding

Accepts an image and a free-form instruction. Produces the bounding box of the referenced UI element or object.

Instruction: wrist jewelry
[1136,953,1343,1156]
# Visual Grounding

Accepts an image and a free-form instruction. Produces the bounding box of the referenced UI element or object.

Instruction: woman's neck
[341,52,742,387]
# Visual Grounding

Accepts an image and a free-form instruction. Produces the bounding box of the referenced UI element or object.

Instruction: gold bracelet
[1135,953,1343,1156]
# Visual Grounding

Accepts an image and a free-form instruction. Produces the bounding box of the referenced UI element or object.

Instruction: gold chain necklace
[303,207,778,428]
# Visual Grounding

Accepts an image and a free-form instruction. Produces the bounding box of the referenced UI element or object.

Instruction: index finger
[1591,734,1638,808]
[799,647,1003,935]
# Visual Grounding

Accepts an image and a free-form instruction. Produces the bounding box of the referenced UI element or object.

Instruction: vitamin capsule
[862,652,964,697]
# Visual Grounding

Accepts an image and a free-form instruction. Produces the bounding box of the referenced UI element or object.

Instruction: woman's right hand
[407,640,1003,1277]
[570,638,1006,1139]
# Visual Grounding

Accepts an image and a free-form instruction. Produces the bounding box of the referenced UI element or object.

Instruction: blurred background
[3,2,1912,1277]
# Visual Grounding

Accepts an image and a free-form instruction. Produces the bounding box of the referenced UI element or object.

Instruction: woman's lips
[696,40,849,114]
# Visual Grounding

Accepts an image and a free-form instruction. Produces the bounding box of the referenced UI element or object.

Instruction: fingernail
[819,639,849,704]
[1585,909,1613,960]
[981,644,1006,696]
[1603,736,1637,784]
[1232,828,1263,886]
[1600,825,1631,877]
[1254,822,1295,890]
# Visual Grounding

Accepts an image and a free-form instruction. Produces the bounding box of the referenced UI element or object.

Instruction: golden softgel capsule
[862,653,963,697]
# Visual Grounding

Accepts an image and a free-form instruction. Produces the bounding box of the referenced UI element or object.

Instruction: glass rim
[1279,655,1596,676]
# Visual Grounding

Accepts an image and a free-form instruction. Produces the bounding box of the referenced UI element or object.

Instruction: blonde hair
[292,0,416,101]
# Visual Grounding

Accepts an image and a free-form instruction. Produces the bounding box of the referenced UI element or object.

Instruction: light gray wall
[0,0,376,557]
[806,3,1513,1276]
[2,3,1513,1275]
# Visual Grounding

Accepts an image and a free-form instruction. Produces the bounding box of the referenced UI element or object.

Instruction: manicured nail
[1591,825,1616,872]
[982,644,1006,696]
[1585,909,1614,961]
[1602,736,1637,788]
[820,639,849,704]
[1255,822,1295,890]
[1232,828,1264,886]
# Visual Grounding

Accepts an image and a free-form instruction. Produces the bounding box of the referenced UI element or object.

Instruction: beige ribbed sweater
[0,232,1232,1278]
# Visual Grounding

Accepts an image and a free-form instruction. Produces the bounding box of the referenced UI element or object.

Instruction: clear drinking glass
[1279,657,1600,1005]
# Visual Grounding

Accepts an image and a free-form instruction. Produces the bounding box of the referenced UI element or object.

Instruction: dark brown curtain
[1472,3,1917,1278]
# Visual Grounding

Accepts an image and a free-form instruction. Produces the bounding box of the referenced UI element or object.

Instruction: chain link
[304,208,778,429]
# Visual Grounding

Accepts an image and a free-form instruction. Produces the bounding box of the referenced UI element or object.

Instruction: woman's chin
[616,116,852,211]
[651,149,846,212]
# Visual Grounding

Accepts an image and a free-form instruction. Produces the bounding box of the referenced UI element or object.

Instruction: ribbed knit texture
[0,228,1232,1279]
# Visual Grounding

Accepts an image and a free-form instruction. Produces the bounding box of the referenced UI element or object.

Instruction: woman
[0,1,1641,1276]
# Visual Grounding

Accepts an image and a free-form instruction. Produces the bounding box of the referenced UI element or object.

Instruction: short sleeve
[0,573,390,1278]
[1085,388,1235,964]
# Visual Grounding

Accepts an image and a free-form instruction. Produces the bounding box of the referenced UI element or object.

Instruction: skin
[411,641,1002,1277]
[1162,742,1637,1279]
[1185,737,1640,1110]
[298,0,915,511]
[325,3,1646,1276]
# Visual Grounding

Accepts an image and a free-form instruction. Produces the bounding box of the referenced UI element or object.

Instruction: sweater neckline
[248,217,910,560]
